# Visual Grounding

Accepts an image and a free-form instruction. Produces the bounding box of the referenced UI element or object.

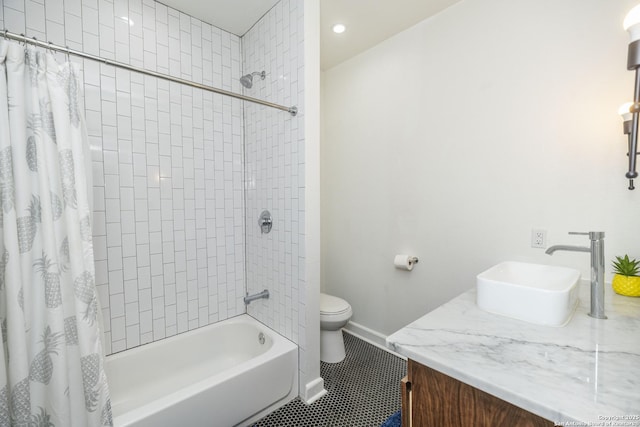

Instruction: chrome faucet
[545,231,606,319]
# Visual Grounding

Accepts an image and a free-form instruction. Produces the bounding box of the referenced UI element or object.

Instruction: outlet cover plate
[531,229,547,249]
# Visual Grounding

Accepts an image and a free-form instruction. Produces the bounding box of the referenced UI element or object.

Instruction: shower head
[240,74,253,88]
[240,71,266,89]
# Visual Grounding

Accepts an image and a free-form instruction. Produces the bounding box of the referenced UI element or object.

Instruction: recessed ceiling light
[332,24,346,34]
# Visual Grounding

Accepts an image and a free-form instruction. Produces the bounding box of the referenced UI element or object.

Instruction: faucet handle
[569,231,605,240]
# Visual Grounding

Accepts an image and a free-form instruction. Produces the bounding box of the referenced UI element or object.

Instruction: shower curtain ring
[3,29,8,39]
[65,46,70,62]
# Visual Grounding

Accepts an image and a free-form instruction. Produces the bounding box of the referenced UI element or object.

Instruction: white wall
[302,0,323,403]
[322,0,640,338]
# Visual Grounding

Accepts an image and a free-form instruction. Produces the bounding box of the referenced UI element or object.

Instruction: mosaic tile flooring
[251,332,406,427]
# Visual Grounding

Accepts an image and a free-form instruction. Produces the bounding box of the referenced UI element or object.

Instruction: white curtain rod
[1,29,298,116]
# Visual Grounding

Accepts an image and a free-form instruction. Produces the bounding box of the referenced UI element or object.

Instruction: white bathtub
[104,315,298,427]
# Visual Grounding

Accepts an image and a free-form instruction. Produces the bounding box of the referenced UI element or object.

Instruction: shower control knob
[259,210,273,234]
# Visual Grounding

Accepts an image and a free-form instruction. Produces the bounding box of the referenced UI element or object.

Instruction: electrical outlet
[531,229,547,249]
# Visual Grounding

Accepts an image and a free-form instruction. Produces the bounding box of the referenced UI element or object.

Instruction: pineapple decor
[0,249,8,291]
[74,271,98,323]
[81,353,101,412]
[10,377,31,424]
[79,215,92,242]
[17,195,41,254]
[0,146,15,216]
[58,237,70,273]
[0,384,8,422]
[58,150,77,209]
[33,252,62,308]
[50,192,63,222]
[612,255,640,297]
[101,399,113,426]
[29,407,55,427]
[29,326,63,385]
[26,136,38,172]
[26,51,39,88]
[38,98,57,143]
[64,316,78,346]
[57,67,81,128]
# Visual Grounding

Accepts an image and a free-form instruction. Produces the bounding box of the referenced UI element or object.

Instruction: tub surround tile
[243,0,306,394]
[244,0,304,347]
[386,282,640,424]
[5,0,245,353]
[5,8,307,412]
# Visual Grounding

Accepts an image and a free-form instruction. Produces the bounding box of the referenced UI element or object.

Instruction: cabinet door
[407,359,554,427]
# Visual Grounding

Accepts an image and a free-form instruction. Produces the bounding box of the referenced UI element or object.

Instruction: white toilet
[320,293,353,363]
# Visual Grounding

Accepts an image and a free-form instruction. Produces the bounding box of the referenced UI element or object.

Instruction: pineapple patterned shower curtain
[0,41,112,426]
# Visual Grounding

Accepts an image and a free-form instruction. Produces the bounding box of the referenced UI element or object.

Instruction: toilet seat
[320,293,350,315]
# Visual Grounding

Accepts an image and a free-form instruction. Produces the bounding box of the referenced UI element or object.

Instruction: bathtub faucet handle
[259,210,272,234]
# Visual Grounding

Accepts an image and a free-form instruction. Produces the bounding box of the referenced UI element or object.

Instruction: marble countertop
[386,281,640,425]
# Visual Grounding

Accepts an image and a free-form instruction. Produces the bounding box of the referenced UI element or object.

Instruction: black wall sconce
[620,102,635,190]
[623,5,640,190]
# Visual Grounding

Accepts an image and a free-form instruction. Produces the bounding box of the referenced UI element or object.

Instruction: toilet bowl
[320,293,353,363]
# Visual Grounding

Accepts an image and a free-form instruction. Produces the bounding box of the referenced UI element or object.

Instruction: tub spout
[244,289,269,305]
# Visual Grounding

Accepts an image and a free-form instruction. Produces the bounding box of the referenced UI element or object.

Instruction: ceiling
[320,0,460,70]
[160,0,461,70]
[160,0,281,36]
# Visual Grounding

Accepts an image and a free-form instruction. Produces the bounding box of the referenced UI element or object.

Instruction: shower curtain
[0,41,112,426]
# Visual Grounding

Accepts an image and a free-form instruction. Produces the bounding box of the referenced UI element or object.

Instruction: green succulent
[612,255,640,277]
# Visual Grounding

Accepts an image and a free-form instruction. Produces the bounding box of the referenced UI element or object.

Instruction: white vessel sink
[476,261,580,327]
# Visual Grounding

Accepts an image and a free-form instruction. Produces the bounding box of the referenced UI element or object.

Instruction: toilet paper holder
[394,254,419,271]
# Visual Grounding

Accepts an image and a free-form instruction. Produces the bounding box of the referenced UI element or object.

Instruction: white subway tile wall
[2,0,248,354]
[243,0,306,388]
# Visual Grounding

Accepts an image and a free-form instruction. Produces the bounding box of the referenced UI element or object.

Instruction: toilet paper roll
[394,254,418,271]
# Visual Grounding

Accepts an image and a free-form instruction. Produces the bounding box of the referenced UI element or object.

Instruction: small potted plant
[612,255,640,297]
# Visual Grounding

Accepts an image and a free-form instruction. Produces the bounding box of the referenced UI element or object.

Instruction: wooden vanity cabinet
[401,359,555,427]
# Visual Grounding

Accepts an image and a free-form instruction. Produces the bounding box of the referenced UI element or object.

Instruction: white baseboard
[343,321,407,360]
[301,377,327,405]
